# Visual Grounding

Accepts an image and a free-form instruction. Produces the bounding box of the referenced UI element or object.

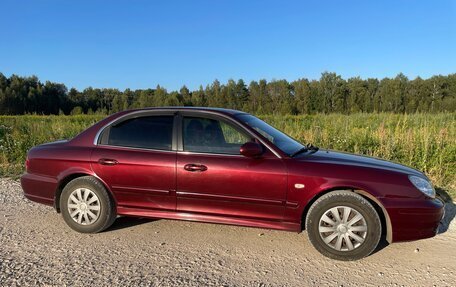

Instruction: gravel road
[1,178,455,286]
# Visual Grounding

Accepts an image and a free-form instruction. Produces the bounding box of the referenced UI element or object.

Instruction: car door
[176,113,287,221]
[91,112,177,211]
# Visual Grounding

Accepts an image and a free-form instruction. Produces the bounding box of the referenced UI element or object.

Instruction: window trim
[92,109,282,158]
[177,151,245,158]
[96,144,177,154]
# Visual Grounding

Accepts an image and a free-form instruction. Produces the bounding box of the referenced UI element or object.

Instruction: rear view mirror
[240,142,263,158]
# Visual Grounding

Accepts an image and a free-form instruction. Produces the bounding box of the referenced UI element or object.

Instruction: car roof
[126,106,248,116]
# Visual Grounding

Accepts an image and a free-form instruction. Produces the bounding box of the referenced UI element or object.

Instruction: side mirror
[240,142,263,158]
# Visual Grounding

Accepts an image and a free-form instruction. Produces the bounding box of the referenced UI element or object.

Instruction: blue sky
[1,0,455,91]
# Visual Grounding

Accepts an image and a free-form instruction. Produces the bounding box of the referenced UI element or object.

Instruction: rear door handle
[184,164,208,172]
[98,158,118,166]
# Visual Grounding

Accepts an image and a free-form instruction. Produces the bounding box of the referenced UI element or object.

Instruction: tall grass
[0,115,103,175]
[1,113,455,198]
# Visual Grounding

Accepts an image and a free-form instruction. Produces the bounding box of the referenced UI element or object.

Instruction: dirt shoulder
[1,178,455,286]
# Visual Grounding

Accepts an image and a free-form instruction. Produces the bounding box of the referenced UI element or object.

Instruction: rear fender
[54,167,116,212]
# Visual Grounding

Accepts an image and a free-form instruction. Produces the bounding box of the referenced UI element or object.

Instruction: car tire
[60,176,116,233]
[305,190,381,261]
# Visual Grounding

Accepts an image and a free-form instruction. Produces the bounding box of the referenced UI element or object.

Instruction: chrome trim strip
[93,117,119,145]
[92,109,282,159]
[96,145,257,157]
[96,144,176,154]
[177,151,244,157]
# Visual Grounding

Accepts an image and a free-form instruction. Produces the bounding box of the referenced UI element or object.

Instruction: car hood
[295,149,425,177]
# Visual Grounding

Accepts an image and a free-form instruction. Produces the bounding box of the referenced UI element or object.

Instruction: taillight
[25,159,30,171]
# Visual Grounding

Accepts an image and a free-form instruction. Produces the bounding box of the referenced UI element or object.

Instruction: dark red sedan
[21,107,444,260]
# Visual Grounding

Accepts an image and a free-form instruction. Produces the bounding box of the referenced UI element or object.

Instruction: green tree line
[0,72,455,115]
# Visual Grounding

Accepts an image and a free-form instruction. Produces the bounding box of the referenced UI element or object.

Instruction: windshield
[237,114,305,156]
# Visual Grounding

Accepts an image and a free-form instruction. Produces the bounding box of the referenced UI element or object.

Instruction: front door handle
[184,164,208,172]
[98,158,118,166]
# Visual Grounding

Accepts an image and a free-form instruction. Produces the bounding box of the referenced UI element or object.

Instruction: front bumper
[385,197,444,242]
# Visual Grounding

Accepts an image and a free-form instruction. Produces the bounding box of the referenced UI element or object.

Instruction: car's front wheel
[305,190,381,261]
[60,176,116,233]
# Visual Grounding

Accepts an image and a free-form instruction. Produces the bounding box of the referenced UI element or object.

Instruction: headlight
[408,175,435,198]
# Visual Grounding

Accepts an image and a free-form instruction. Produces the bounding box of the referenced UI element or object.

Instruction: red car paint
[21,107,444,242]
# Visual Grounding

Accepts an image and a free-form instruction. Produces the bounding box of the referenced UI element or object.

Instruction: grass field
[1,113,455,199]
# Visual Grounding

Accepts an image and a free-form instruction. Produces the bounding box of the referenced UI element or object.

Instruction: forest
[0,72,455,115]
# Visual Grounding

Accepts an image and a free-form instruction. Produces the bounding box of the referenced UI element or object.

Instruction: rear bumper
[21,172,57,207]
[385,197,444,242]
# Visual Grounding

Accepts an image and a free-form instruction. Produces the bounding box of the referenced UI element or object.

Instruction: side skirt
[117,206,301,232]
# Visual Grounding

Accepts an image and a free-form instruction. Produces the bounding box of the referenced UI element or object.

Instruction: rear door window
[107,116,173,150]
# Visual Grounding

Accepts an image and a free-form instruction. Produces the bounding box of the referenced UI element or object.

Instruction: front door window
[183,117,251,155]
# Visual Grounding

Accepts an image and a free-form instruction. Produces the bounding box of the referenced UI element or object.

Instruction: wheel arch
[54,172,115,213]
[301,187,392,243]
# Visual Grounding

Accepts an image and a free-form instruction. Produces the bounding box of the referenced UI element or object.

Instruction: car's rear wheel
[60,176,116,233]
[305,190,381,261]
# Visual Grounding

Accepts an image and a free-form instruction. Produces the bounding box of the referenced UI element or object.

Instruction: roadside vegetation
[1,113,454,198]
